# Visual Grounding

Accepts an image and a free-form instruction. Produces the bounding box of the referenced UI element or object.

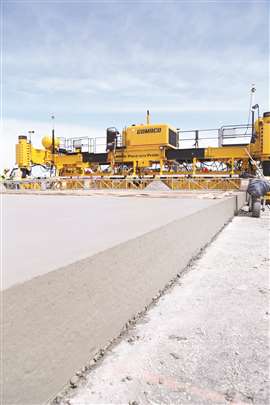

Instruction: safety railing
[58,137,106,153]
[219,124,252,146]
[178,124,252,148]
[56,123,252,154]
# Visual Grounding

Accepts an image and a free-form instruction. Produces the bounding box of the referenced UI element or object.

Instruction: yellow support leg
[192,158,197,175]
[230,158,235,175]
[160,160,163,175]
[132,161,136,177]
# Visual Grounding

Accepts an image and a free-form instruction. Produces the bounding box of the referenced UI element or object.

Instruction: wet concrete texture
[3,194,218,289]
[2,194,244,404]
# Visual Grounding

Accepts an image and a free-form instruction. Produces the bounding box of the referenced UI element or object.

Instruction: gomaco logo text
[137,128,162,135]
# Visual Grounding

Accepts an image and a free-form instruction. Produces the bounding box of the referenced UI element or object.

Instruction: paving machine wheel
[252,200,261,218]
[247,178,270,218]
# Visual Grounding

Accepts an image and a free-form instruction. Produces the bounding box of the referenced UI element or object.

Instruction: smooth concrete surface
[2,194,243,404]
[2,194,217,290]
[64,212,269,405]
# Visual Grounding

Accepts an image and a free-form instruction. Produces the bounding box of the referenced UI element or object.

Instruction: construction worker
[11,167,22,189]
[1,168,12,190]
[1,168,10,180]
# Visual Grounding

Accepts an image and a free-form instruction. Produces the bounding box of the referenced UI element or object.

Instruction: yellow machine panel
[16,136,31,168]
[251,114,270,160]
[205,146,250,160]
[113,146,165,170]
[124,123,178,148]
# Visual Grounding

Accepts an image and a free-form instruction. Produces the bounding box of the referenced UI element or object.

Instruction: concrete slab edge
[2,196,245,404]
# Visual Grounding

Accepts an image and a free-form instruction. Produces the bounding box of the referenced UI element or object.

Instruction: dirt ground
[57,211,269,405]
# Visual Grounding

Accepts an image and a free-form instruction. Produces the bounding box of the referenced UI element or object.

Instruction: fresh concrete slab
[60,212,270,405]
[2,194,244,404]
[2,194,217,290]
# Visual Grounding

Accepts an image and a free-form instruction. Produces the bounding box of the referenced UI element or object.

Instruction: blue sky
[1,0,269,169]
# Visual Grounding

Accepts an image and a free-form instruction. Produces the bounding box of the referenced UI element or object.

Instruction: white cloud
[5,42,268,114]
[4,1,268,117]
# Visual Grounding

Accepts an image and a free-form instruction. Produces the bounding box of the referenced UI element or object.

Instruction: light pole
[28,130,35,144]
[51,114,55,175]
[250,84,256,109]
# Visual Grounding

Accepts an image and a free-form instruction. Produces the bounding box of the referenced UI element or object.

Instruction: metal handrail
[56,123,253,153]
[177,124,252,147]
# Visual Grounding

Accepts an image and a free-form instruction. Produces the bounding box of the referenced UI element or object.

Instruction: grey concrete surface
[61,212,270,405]
[2,194,243,404]
[2,194,217,289]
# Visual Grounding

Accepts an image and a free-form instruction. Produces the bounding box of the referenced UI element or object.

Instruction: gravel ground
[57,211,269,405]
